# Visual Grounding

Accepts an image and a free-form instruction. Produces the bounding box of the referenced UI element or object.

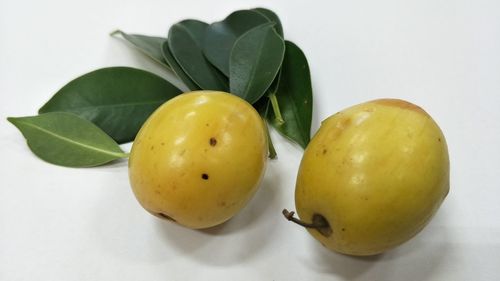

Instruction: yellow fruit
[286,99,449,255]
[129,91,267,229]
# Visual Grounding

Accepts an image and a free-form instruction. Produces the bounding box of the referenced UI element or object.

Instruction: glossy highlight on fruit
[288,99,450,256]
[129,91,267,229]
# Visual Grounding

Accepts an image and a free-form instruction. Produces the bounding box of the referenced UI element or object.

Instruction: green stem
[269,93,284,125]
[263,118,277,159]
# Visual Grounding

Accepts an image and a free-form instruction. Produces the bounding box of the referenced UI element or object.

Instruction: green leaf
[161,40,200,91]
[268,41,313,149]
[111,30,170,69]
[8,112,128,167]
[252,8,284,37]
[168,20,228,91]
[39,67,181,144]
[203,10,270,76]
[229,23,285,104]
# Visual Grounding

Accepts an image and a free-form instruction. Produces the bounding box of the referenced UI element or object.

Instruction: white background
[1,0,499,280]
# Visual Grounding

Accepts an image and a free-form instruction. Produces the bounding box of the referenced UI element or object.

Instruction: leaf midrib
[289,93,308,146]
[20,120,128,158]
[49,99,166,111]
[241,30,267,100]
[232,24,281,102]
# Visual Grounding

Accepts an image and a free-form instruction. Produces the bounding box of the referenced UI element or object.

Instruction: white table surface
[1,0,499,280]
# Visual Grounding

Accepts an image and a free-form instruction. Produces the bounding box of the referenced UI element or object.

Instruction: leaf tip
[37,106,46,115]
[6,116,18,125]
[110,29,123,37]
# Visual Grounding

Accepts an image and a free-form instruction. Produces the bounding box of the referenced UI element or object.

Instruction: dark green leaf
[8,112,128,167]
[111,30,170,69]
[168,20,228,91]
[252,8,284,37]
[229,23,285,104]
[39,67,181,143]
[268,41,313,149]
[161,40,200,91]
[203,10,269,76]
[255,94,270,118]
[267,68,282,98]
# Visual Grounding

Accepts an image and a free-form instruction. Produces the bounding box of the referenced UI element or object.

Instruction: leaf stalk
[269,93,285,125]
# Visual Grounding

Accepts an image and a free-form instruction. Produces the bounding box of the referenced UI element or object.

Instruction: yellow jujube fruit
[129,91,267,229]
[286,99,450,256]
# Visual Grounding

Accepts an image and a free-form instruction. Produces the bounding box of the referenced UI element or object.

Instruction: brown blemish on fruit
[179,149,186,156]
[209,137,217,146]
[322,149,328,155]
[161,142,165,146]
[150,145,154,150]
[373,99,426,114]
[342,228,346,232]
[218,201,227,207]
[438,138,441,142]
[201,173,209,180]
[338,117,351,129]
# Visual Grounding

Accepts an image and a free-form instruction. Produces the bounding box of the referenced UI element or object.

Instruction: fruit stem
[263,119,277,159]
[269,93,285,125]
[282,209,328,228]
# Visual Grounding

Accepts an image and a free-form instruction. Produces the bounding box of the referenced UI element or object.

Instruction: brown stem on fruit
[283,209,317,227]
[282,209,333,237]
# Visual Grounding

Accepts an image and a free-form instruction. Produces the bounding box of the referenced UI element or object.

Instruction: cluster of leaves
[8,8,313,167]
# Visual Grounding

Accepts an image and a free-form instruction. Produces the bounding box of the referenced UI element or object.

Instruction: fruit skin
[129,91,267,229]
[295,99,449,256]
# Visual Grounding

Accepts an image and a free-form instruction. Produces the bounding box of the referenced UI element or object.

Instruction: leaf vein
[20,121,127,158]
[53,100,166,111]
